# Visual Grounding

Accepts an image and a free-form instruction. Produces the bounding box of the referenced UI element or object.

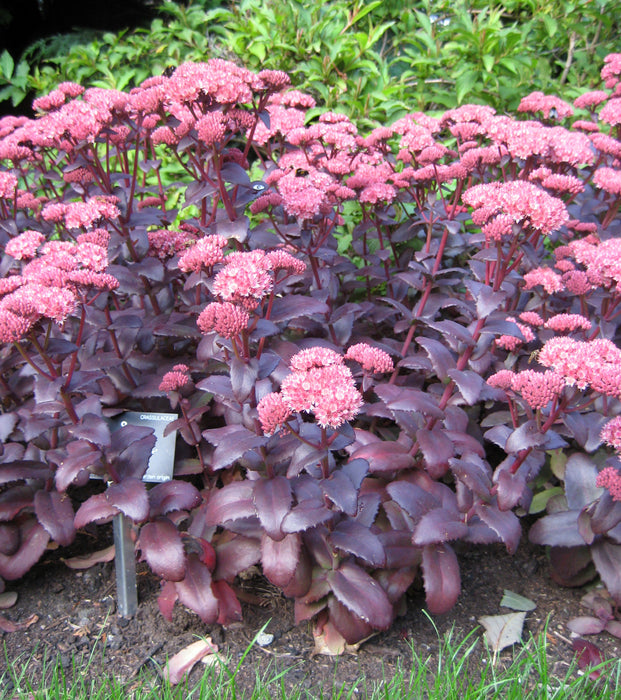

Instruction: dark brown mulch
[1,532,619,695]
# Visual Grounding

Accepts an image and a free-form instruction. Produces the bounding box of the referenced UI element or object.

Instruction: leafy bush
[1,54,621,651]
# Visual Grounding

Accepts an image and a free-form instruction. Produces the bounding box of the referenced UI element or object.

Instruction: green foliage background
[1,0,619,123]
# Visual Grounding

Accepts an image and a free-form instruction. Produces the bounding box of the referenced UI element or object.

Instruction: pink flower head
[212,252,272,308]
[148,228,197,260]
[289,347,343,371]
[178,234,227,273]
[562,270,592,295]
[523,267,564,294]
[518,311,544,327]
[463,181,568,235]
[63,197,120,229]
[518,91,574,120]
[197,302,250,338]
[257,392,292,435]
[159,366,192,393]
[0,172,18,199]
[574,91,610,110]
[596,466,621,501]
[67,270,119,291]
[593,167,621,197]
[264,250,306,275]
[544,314,592,333]
[541,173,584,197]
[600,98,621,127]
[511,370,565,409]
[281,357,362,430]
[196,112,228,146]
[5,230,45,260]
[601,417,621,452]
[0,308,33,342]
[345,343,394,373]
[486,369,515,390]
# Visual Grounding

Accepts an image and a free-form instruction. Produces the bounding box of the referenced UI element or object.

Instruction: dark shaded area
[0,0,165,62]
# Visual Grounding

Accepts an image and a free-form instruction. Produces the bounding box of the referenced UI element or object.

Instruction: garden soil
[1,531,619,695]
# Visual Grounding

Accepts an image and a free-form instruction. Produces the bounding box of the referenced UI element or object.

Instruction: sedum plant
[1,53,621,651]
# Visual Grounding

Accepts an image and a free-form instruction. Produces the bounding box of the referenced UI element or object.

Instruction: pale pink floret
[596,466,621,501]
[178,235,227,273]
[523,268,564,294]
[5,230,45,260]
[0,309,33,342]
[518,311,544,327]
[257,392,292,435]
[511,370,565,409]
[212,253,273,309]
[486,370,515,390]
[197,302,250,339]
[159,366,191,392]
[345,343,394,373]
[544,314,592,333]
[563,270,592,295]
[593,167,621,196]
[601,417,621,452]
[0,172,18,199]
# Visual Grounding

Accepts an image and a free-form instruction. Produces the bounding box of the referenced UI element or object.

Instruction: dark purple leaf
[374,384,444,418]
[68,414,111,448]
[0,485,34,520]
[230,357,258,403]
[203,426,267,471]
[421,543,461,614]
[74,493,119,529]
[148,481,201,518]
[374,566,419,603]
[0,414,17,441]
[196,375,234,400]
[34,376,64,404]
[470,282,506,318]
[328,561,393,630]
[415,337,456,380]
[0,461,51,485]
[269,296,329,323]
[115,432,156,481]
[475,504,521,554]
[564,454,600,510]
[0,524,19,556]
[590,494,621,535]
[495,470,528,511]
[261,532,300,587]
[446,369,484,405]
[175,555,219,623]
[386,480,438,520]
[214,534,260,581]
[354,492,381,528]
[425,321,475,349]
[253,476,292,540]
[55,443,101,491]
[342,458,369,490]
[529,512,584,547]
[205,481,256,525]
[328,520,386,566]
[220,161,251,185]
[548,546,595,587]
[505,420,546,453]
[140,519,186,581]
[567,616,606,635]
[350,442,414,473]
[328,597,375,644]
[416,426,454,478]
[413,509,468,545]
[563,412,608,452]
[212,579,243,625]
[0,523,49,580]
[450,455,492,498]
[321,470,358,516]
[591,540,621,604]
[281,502,334,533]
[106,478,149,522]
[34,491,75,546]
[484,425,511,450]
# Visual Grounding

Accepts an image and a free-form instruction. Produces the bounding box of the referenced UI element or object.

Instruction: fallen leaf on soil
[572,637,604,680]
[479,612,526,653]
[63,545,115,569]
[0,591,17,609]
[500,589,536,612]
[165,638,219,685]
[0,613,38,633]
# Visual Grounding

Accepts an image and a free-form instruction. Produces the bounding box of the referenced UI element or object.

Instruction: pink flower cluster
[596,467,621,501]
[510,369,565,409]
[344,343,394,374]
[544,314,591,333]
[178,235,227,273]
[518,92,574,120]
[258,346,364,432]
[42,197,120,230]
[496,318,536,352]
[197,302,250,339]
[601,416,621,452]
[148,229,197,260]
[463,181,568,236]
[538,337,621,397]
[159,364,192,392]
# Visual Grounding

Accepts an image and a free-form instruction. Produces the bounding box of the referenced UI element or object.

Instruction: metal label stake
[110,412,177,617]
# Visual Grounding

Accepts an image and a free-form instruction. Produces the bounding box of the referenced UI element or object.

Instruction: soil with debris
[1,529,619,696]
